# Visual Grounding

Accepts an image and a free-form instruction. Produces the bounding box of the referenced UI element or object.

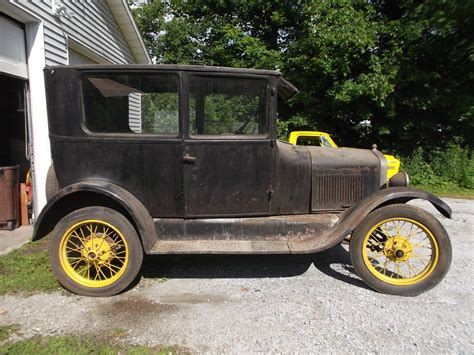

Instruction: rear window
[82,73,179,135]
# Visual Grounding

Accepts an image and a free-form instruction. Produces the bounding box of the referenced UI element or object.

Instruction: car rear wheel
[350,204,451,296]
[49,207,143,296]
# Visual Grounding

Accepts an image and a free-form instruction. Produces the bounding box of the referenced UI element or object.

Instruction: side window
[296,136,334,147]
[319,136,333,147]
[82,73,179,135]
[189,76,268,135]
[296,136,321,146]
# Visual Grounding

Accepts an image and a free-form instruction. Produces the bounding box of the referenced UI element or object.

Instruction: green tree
[131,0,473,153]
[373,0,474,153]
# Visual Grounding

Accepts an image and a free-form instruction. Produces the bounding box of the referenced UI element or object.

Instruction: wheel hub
[81,233,115,264]
[384,236,413,262]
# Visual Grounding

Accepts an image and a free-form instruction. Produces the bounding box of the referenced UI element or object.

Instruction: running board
[149,233,347,254]
[150,240,291,254]
[148,213,345,254]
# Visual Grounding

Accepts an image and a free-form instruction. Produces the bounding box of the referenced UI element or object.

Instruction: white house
[0,0,150,219]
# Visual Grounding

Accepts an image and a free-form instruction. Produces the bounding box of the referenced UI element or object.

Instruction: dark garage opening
[0,74,29,180]
[0,73,31,228]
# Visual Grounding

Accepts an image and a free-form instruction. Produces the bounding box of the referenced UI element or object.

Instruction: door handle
[182,153,197,164]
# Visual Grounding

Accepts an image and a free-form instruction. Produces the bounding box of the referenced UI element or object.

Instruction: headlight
[389,171,410,187]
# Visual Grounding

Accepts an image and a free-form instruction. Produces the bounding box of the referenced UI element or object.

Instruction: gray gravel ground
[0,198,472,353]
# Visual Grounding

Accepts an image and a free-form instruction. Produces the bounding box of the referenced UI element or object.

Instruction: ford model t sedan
[34,65,452,297]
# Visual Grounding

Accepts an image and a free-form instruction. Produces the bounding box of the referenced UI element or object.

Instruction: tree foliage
[132,0,473,154]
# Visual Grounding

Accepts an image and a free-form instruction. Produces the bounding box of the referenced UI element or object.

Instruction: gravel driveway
[0,198,472,353]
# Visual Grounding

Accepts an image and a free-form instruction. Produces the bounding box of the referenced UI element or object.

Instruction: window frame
[79,70,184,140]
[184,72,271,141]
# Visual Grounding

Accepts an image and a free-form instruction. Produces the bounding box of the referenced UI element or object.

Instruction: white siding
[68,48,98,65]
[11,0,137,65]
[128,93,142,133]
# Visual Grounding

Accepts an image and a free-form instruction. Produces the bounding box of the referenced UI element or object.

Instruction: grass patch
[0,238,59,295]
[414,185,474,199]
[0,335,184,354]
[0,324,20,342]
[108,327,129,338]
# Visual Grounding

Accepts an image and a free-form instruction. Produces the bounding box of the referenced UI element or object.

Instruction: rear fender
[33,180,156,252]
[289,187,451,253]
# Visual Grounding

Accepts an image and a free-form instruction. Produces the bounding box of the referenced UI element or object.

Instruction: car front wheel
[350,204,452,296]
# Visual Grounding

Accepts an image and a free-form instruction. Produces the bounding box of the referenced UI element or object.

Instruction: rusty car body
[35,65,452,296]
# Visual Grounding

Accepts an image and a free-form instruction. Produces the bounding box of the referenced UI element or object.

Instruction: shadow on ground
[140,243,370,291]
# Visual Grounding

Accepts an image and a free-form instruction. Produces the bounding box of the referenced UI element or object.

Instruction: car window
[296,136,320,146]
[319,136,333,147]
[189,76,268,136]
[296,135,334,147]
[82,73,179,135]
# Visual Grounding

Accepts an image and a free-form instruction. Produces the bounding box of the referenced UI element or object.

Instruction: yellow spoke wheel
[350,204,451,296]
[59,220,129,288]
[50,207,143,297]
[362,218,438,286]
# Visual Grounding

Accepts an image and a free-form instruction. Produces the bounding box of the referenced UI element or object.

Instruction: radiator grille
[313,174,364,210]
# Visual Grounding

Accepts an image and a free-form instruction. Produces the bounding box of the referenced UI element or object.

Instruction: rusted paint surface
[309,147,381,212]
[154,213,340,241]
[271,141,312,214]
[150,187,451,255]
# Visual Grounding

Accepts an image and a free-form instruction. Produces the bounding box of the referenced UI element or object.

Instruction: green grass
[0,335,183,354]
[0,238,59,295]
[0,324,20,342]
[413,184,474,199]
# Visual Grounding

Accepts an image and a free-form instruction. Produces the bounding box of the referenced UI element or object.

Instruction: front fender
[352,187,452,219]
[33,180,156,251]
[289,187,451,254]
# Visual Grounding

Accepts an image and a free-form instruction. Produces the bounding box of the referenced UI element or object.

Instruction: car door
[183,74,273,217]
[76,70,184,218]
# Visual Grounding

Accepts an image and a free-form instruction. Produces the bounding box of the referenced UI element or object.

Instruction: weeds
[401,144,473,195]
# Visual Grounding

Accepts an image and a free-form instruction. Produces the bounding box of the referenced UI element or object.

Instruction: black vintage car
[35,65,452,297]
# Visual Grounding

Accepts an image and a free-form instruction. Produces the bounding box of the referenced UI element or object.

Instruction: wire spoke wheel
[363,218,438,286]
[50,207,143,296]
[350,204,451,296]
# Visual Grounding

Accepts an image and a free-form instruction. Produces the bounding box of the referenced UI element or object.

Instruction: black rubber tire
[350,204,452,296]
[49,207,143,296]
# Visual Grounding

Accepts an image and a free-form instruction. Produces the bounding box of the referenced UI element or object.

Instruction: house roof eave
[107,0,151,64]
